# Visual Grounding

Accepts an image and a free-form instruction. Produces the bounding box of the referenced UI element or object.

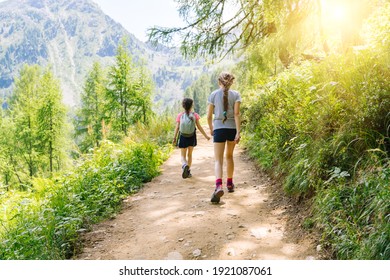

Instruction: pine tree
[105,39,153,136]
[8,64,42,180]
[37,69,67,174]
[4,65,68,184]
[106,40,134,136]
[0,104,13,188]
[76,61,106,151]
[132,64,153,124]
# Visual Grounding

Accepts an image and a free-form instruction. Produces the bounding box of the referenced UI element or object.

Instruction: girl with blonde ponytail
[207,72,242,203]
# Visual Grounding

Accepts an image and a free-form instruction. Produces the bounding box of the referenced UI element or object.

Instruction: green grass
[315,164,389,259]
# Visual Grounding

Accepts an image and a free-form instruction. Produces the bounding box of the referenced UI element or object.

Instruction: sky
[92,0,184,42]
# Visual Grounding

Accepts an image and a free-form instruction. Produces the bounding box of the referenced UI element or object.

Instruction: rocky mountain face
[0,0,202,109]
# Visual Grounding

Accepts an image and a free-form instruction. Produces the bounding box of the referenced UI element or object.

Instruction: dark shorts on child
[213,128,237,143]
[178,132,197,148]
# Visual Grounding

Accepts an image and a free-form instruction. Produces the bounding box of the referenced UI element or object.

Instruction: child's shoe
[211,187,224,203]
[182,164,190,179]
[227,184,235,193]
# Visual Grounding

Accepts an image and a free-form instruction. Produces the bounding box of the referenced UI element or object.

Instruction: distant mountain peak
[0,0,203,110]
[0,0,142,105]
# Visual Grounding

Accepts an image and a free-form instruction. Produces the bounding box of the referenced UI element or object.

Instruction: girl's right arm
[207,104,214,136]
[196,120,210,141]
[173,122,180,145]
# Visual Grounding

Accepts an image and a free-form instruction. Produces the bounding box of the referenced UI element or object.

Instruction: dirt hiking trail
[77,129,318,260]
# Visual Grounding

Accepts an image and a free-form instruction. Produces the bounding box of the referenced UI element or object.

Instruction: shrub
[0,133,171,259]
[240,4,390,259]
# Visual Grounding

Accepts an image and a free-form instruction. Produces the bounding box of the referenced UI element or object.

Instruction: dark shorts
[213,129,237,143]
[178,132,197,148]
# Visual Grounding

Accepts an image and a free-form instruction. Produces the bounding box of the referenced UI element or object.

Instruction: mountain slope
[0,0,201,108]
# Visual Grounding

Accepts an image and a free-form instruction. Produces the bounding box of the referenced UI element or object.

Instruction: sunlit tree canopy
[149,0,381,65]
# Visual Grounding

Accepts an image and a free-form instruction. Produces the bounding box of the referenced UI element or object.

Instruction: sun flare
[321,0,349,24]
[332,5,347,22]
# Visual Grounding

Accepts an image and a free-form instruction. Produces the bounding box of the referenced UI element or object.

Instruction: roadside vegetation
[238,3,390,260]
[0,41,174,259]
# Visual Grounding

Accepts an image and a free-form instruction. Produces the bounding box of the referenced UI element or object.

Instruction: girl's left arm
[234,102,241,143]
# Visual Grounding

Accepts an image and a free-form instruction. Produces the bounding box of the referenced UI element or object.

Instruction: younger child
[173,98,210,178]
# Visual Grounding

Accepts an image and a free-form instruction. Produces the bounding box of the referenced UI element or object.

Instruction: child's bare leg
[187,146,194,168]
[214,142,225,179]
[181,148,188,166]
[226,140,236,178]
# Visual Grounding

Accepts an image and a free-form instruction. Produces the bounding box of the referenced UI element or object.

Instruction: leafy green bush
[0,136,171,259]
[316,164,389,259]
[240,4,389,259]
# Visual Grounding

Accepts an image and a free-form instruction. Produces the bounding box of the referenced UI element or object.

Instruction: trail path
[77,129,318,260]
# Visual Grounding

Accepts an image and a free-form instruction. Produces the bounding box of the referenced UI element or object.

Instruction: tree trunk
[49,140,53,174]
[28,116,33,178]
[49,116,53,174]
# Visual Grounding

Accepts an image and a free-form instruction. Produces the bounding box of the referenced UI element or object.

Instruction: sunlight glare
[332,5,347,22]
[321,0,348,24]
